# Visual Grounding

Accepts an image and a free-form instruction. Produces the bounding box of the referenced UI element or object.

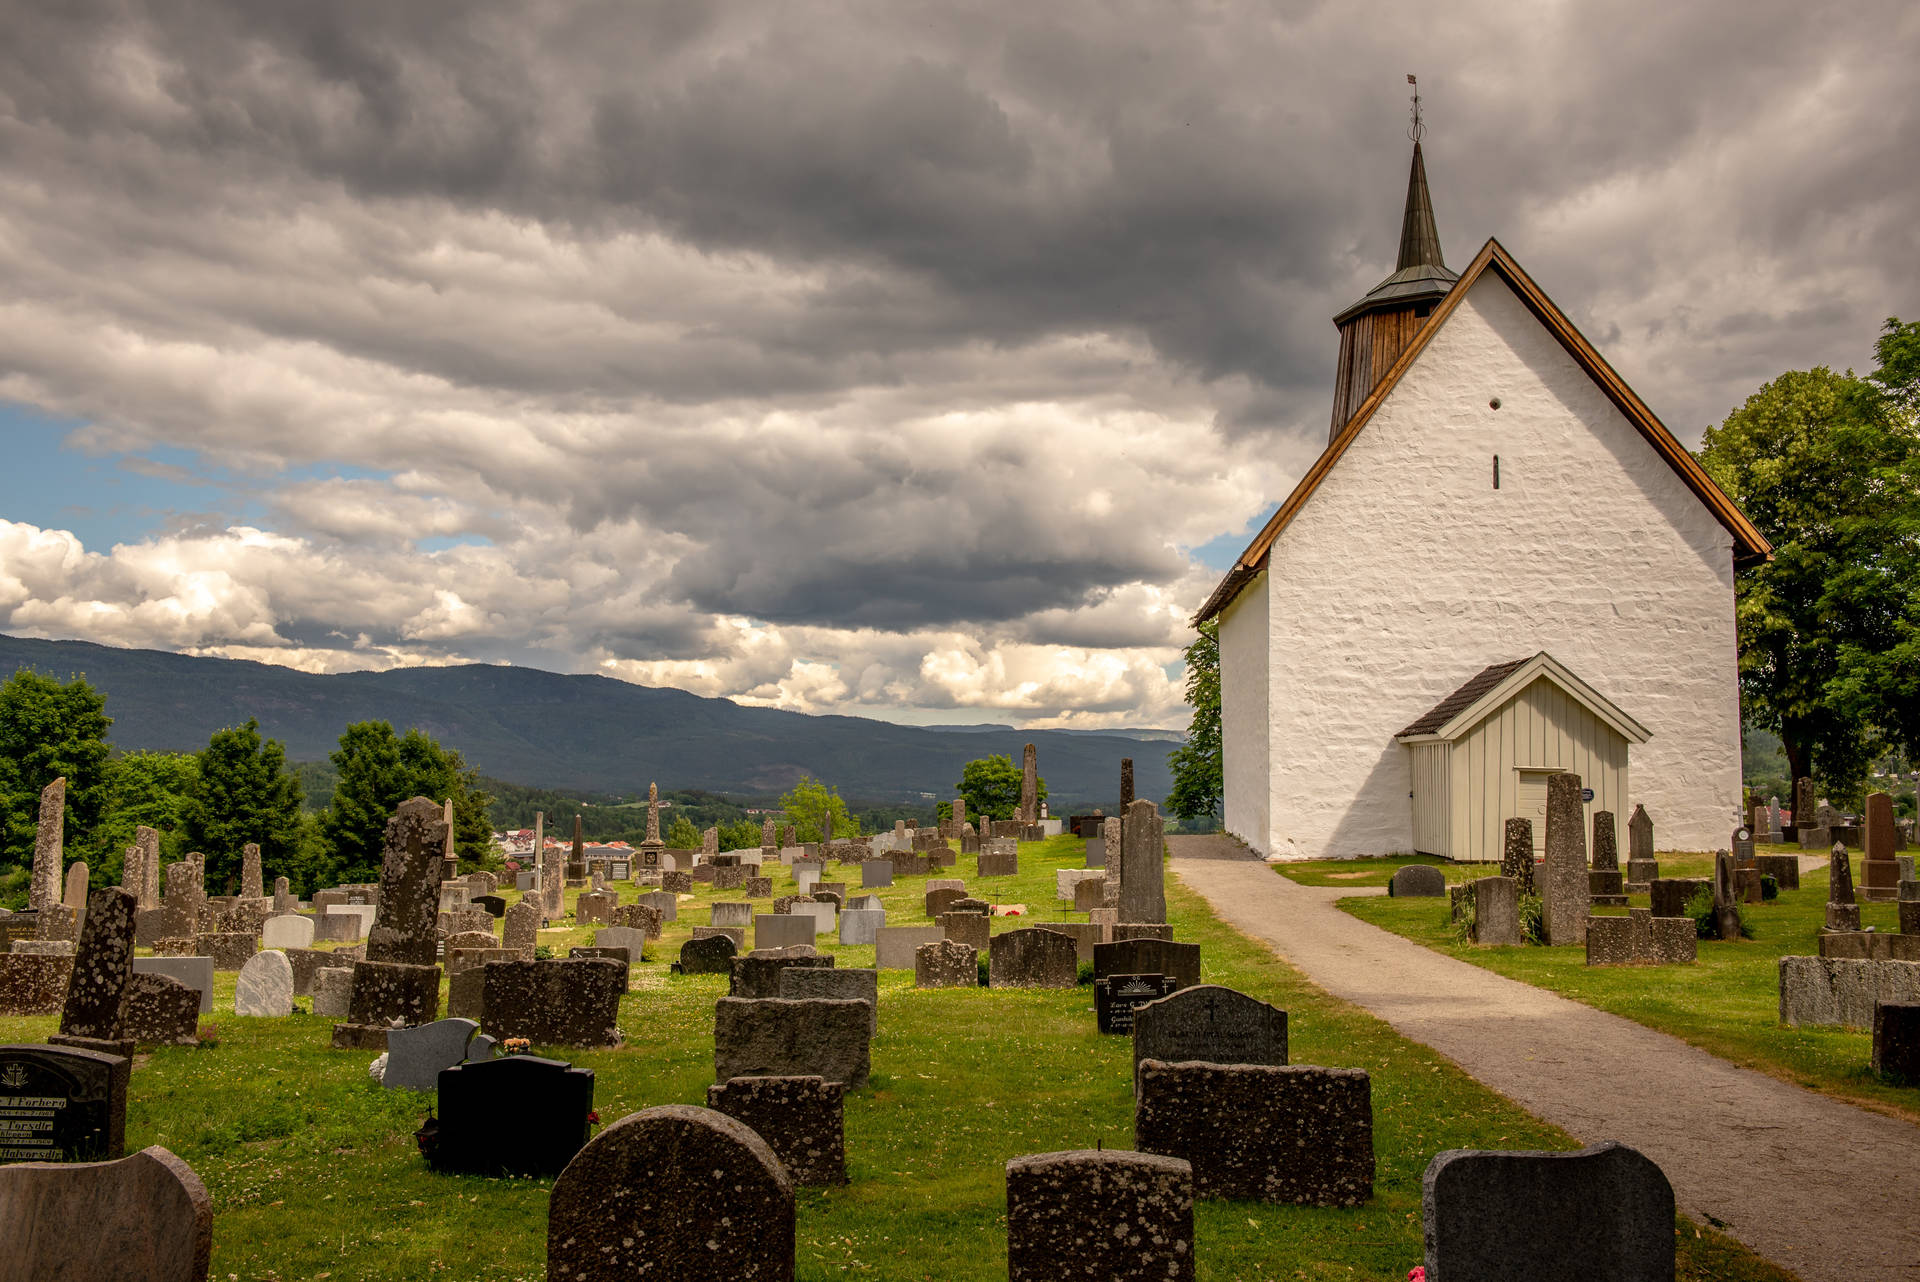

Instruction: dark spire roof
[1333,140,1458,325]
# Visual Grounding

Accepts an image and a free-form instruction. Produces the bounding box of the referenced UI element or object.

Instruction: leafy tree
[666,814,700,849]
[182,720,304,894]
[776,775,857,843]
[718,818,764,851]
[0,669,112,871]
[955,754,1044,822]
[1166,619,1223,828]
[318,722,497,881]
[1699,333,1920,797]
[93,751,199,885]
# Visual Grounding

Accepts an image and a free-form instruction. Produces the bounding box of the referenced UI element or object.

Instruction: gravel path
[1168,834,1920,1282]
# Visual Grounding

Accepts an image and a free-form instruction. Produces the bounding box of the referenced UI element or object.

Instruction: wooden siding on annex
[1412,675,1629,862]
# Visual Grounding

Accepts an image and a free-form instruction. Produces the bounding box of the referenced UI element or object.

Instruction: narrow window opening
[1493,455,1501,489]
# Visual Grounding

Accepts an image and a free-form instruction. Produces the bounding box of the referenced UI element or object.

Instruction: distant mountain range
[0,634,1178,810]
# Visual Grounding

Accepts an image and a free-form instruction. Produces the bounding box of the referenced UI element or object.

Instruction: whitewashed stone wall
[1218,571,1271,854]
[1231,270,1742,858]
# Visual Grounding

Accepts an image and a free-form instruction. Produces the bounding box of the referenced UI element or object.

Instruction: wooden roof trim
[1408,651,1652,745]
[1193,239,1772,624]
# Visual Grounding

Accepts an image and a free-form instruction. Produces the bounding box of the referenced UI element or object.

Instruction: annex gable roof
[1394,651,1651,745]
[1194,238,1772,624]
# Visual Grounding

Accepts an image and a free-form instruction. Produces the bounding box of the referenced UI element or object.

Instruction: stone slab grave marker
[0,1044,129,1164]
[1095,938,1201,990]
[0,952,74,1015]
[838,907,885,946]
[756,913,815,952]
[503,899,539,956]
[61,861,88,913]
[382,1016,496,1092]
[1589,810,1627,905]
[1541,773,1591,946]
[133,956,213,1015]
[1118,800,1166,924]
[548,1104,794,1282]
[861,861,893,889]
[121,974,200,1047]
[261,914,314,951]
[713,997,871,1088]
[1586,909,1697,966]
[1754,853,1800,892]
[1465,875,1521,945]
[874,924,944,969]
[53,887,138,1057]
[1421,1141,1674,1281]
[989,927,1079,989]
[1131,983,1289,1094]
[915,939,976,988]
[1096,973,1178,1034]
[677,933,738,976]
[729,950,832,998]
[1777,956,1920,1027]
[1135,1060,1372,1205]
[1006,1148,1194,1282]
[483,958,623,1047]
[1827,843,1862,932]
[1500,817,1535,894]
[777,966,878,1035]
[0,1144,211,1281]
[233,949,294,1017]
[1875,1002,1920,1080]
[1862,791,1901,901]
[29,777,64,913]
[940,910,990,954]
[1388,864,1445,897]
[432,1054,594,1178]
[333,797,446,1050]
[707,1074,847,1186]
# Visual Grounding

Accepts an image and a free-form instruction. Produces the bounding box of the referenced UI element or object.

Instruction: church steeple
[1327,82,1459,440]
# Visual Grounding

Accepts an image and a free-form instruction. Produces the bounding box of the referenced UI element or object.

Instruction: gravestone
[0,953,74,1015]
[0,1044,128,1163]
[1018,742,1039,823]
[1132,984,1288,1093]
[55,887,138,1052]
[1006,1149,1193,1282]
[661,871,693,895]
[1118,801,1166,924]
[1421,1141,1674,1281]
[121,974,200,1046]
[941,910,990,955]
[875,925,945,969]
[1754,854,1800,892]
[547,1105,794,1282]
[691,925,746,950]
[861,861,893,889]
[679,934,738,975]
[713,997,870,1088]
[240,842,263,901]
[1777,956,1920,1027]
[261,914,314,950]
[915,940,976,988]
[1827,844,1861,932]
[482,959,623,1047]
[132,957,214,1014]
[777,967,878,1035]
[1388,865,1445,898]
[706,1075,847,1185]
[1135,1061,1372,1205]
[838,907,885,946]
[29,778,64,912]
[1586,909,1697,967]
[61,862,88,913]
[1541,773,1590,945]
[1095,939,1201,990]
[925,887,967,919]
[1084,837,1106,869]
[1862,791,1900,901]
[729,950,832,999]
[503,900,539,956]
[1589,811,1626,905]
[1875,1002,1920,1080]
[382,1017,496,1091]
[1095,973,1178,1034]
[233,950,294,1016]
[1500,818,1535,895]
[755,913,815,952]
[708,902,755,930]
[333,798,446,1050]
[1073,878,1107,912]
[978,851,1018,878]
[988,928,1079,989]
[432,1054,594,1177]
[1470,876,1521,946]
[0,1144,211,1281]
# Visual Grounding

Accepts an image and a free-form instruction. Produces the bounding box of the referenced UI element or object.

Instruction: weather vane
[1407,74,1424,143]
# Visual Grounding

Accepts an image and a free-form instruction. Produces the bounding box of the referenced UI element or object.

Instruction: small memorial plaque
[0,1044,129,1164]
[1095,973,1178,1034]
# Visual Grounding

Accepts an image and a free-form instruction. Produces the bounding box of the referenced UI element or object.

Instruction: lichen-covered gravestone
[1006,1149,1193,1282]
[776,966,878,1035]
[1500,818,1535,894]
[1135,1061,1372,1205]
[713,997,870,1088]
[1116,800,1167,924]
[707,1074,847,1185]
[1421,1141,1674,1281]
[53,887,138,1057]
[988,928,1079,989]
[547,1105,794,1282]
[914,940,976,988]
[1827,843,1861,932]
[1541,773,1590,945]
[678,934,738,975]
[121,974,200,1047]
[332,798,447,1050]
[482,959,623,1047]
[1625,804,1659,889]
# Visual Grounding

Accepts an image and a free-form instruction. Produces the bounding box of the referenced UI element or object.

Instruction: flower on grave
[587,1110,601,1125]
[502,1038,532,1056]
[1408,1268,1426,1281]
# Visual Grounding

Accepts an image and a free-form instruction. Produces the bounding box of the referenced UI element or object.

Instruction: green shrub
[1761,874,1779,901]
[1517,892,1545,944]
[1683,886,1753,939]
[1075,960,1095,986]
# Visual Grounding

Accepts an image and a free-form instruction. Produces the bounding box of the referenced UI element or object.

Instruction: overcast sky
[1,0,1913,729]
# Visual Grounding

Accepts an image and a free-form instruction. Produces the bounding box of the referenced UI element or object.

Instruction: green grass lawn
[0,835,1795,1280]
[1274,849,1920,1122]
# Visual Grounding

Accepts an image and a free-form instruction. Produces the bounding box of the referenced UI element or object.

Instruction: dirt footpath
[1168,834,1920,1282]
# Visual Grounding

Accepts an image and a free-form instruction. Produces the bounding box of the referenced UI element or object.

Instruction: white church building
[1197,141,1770,860]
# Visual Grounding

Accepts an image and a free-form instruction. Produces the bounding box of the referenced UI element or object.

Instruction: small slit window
[1493,455,1501,489]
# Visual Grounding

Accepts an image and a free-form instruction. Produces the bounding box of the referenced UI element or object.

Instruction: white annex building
[1196,140,1771,860]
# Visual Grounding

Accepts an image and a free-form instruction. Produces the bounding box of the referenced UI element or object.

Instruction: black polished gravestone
[428,1054,594,1177]
[0,1044,130,1163]
[1094,974,1178,1034]
[473,895,506,918]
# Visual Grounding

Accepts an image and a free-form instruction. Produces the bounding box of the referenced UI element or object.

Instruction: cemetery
[0,776,1797,1279]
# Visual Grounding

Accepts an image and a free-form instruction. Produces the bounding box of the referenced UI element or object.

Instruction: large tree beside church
[1699,318,1920,797]
[1166,620,1222,828]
